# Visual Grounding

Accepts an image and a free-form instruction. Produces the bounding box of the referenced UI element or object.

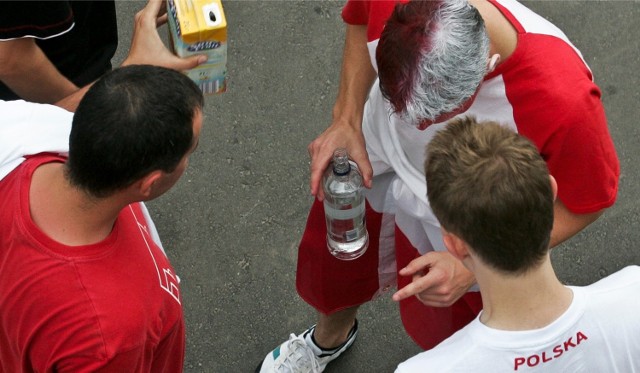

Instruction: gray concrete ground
[112,1,640,372]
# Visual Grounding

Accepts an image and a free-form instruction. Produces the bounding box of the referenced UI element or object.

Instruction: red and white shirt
[342,0,619,253]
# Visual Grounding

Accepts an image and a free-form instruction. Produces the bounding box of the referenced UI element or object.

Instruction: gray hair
[403,0,490,124]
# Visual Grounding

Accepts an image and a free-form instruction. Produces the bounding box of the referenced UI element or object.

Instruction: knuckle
[432,270,447,283]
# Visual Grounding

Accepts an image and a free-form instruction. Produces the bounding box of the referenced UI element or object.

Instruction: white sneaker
[257,320,358,373]
[257,333,321,373]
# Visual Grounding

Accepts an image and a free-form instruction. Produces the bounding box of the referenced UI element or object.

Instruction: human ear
[549,175,558,202]
[138,171,163,199]
[442,229,470,261]
[487,54,501,73]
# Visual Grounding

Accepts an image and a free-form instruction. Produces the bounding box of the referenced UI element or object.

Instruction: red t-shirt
[0,155,185,372]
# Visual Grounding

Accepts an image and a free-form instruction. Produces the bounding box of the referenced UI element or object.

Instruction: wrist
[330,109,363,131]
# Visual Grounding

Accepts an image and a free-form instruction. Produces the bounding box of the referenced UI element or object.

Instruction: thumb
[178,55,208,71]
[359,160,373,189]
[166,54,207,71]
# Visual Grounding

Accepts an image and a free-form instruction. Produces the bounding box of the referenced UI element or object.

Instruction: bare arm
[307,24,377,198]
[0,38,78,103]
[550,198,604,247]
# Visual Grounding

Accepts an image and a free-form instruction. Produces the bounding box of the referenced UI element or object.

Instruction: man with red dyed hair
[257,0,619,371]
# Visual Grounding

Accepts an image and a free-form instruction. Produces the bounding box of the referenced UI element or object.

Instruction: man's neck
[475,258,573,331]
[29,163,129,246]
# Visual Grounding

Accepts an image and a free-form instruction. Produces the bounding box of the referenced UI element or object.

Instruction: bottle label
[344,228,361,241]
[323,202,365,220]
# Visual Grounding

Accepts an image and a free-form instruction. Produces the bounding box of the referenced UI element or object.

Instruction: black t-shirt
[0,1,118,100]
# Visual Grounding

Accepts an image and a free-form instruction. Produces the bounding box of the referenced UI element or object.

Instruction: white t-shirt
[0,100,72,179]
[396,266,640,373]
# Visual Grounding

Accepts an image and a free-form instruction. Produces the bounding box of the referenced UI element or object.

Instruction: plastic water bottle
[322,148,369,260]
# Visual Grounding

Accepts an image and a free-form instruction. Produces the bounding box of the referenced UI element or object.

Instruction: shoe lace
[277,334,322,373]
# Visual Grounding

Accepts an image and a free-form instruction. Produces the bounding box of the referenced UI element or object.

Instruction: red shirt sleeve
[342,0,370,25]
[341,0,406,42]
[543,90,619,214]
[504,35,620,214]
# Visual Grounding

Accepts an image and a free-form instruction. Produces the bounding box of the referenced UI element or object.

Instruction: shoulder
[396,324,479,372]
[490,32,605,142]
[498,34,596,104]
[342,0,400,42]
[0,100,73,123]
[569,266,640,359]
[581,266,640,318]
[491,0,595,99]
[0,1,73,40]
[587,266,640,294]
[0,101,72,178]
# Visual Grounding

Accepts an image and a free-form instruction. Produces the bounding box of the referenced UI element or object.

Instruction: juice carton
[167,0,227,94]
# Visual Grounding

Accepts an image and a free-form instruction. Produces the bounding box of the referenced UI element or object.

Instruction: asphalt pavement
[112,1,640,372]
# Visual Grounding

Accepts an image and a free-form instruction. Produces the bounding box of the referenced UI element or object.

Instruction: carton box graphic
[167,0,227,94]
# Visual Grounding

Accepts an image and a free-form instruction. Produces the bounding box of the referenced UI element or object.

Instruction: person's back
[0,168,185,370]
[0,65,204,372]
[397,266,640,372]
[395,117,638,372]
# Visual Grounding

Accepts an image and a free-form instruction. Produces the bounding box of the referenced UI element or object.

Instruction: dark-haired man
[397,116,639,372]
[0,65,203,371]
